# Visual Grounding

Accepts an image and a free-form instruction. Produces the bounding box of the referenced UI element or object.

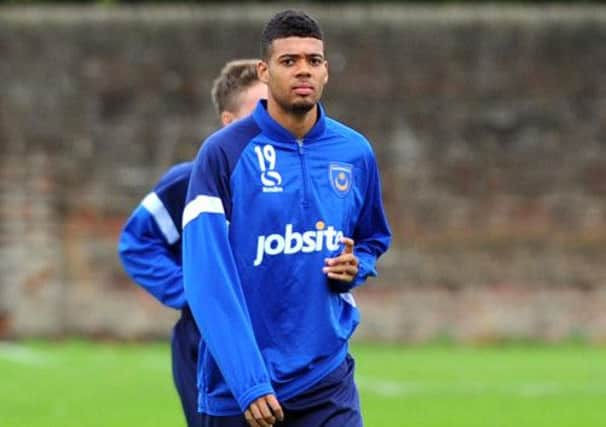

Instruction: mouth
[292,84,314,96]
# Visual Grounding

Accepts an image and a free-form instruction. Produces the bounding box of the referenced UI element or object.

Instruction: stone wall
[1,5,606,341]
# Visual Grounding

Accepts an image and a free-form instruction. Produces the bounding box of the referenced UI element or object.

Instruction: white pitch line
[0,342,52,366]
[356,376,424,397]
[356,376,606,398]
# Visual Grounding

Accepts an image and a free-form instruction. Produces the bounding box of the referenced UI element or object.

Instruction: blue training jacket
[183,100,391,415]
[118,162,192,309]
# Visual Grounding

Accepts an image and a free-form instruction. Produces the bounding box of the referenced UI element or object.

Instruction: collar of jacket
[252,99,327,144]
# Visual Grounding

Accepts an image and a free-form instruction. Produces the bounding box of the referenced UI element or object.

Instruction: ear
[257,60,270,84]
[221,111,235,126]
[324,60,329,85]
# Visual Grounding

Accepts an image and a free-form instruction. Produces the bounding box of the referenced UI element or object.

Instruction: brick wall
[1,6,605,341]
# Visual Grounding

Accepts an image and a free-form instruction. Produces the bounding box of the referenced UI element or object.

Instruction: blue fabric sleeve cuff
[237,383,275,413]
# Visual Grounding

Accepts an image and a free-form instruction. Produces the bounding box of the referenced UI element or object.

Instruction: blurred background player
[118,59,267,427]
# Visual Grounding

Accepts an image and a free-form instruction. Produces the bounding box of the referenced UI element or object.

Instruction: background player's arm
[118,195,185,309]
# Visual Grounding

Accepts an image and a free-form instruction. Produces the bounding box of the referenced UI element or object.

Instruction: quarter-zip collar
[252,100,327,144]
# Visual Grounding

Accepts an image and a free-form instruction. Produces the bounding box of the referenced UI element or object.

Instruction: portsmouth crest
[329,162,353,197]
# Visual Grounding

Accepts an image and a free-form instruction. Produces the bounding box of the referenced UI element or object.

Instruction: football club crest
[329,162,353,197]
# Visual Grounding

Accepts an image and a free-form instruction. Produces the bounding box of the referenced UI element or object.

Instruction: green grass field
[1,341,605,427]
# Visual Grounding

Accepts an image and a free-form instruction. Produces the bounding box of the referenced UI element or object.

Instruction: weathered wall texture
[1,6,606,342]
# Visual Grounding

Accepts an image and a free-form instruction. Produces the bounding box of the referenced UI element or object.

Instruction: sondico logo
[254,144,283,192]
[253,221,343,266]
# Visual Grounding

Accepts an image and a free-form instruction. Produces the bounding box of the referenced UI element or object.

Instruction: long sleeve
[182,139,273,413]
[351,150,392,288]
[118,195,185,310]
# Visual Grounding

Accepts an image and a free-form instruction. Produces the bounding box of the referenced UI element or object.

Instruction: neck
[267,99,318,140]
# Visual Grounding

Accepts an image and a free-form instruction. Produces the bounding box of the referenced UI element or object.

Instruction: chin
[290,101,315,114]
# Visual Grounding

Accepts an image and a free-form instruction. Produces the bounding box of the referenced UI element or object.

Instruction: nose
[295,60,312,78]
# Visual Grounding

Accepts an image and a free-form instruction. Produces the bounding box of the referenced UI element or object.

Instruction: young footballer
[183,10,391,427]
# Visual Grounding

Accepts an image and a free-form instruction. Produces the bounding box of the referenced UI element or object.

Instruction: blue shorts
[200,354,362,427]
[171,306,203,427]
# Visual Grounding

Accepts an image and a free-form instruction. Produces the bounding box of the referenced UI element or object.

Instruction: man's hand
[323,237,359,282]
[244,394,284,427]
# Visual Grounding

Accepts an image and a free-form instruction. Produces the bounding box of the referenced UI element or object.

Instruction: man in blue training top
[183,10,392,427]
[118,59,267,427]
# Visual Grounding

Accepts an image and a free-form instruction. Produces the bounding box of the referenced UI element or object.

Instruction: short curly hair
[260,10,323,60]
[211,59,260,116]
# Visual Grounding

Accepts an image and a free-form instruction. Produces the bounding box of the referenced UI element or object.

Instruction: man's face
[222,81,267,126]
[259,37,328,115]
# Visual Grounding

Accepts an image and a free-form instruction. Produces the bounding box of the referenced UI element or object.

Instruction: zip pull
[296,139,304,154]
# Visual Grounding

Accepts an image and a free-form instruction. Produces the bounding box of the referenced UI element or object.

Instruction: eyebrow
[277,53,325,60]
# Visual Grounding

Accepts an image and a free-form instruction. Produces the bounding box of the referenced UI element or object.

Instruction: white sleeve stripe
[141,192,180,245]
[182,195,225,228]
[340,292,357,307]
